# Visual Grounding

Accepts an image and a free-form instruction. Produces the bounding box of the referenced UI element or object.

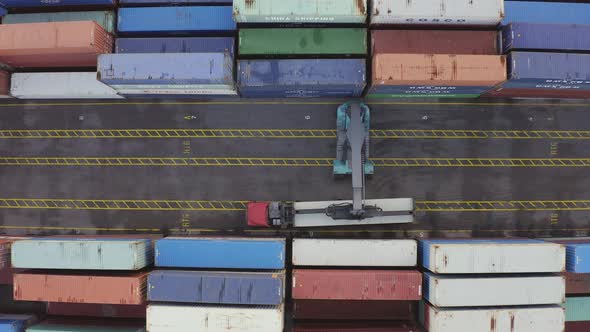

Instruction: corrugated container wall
[14,272,147,305]
[421,303,565,332]
[565,244,590,272]
[238,59,366,98]
[10,72,121,99]
[27,321,145,332]
[147,304,284,332]
[292,269,422,300]
[293,322,416,332]
[419,239,565,273]
[424,273,565,307]
[120,0,231,4]
[0,318,26,332]
[567,322,590,332]
[0,21,113,68]
[292,239,416,267]
[115,37,234,55]
[148,270,284,305]
[565,296,590,321]
[502,23,590,53]
[46,303,146,319]
[11,239,151,270]
[372,30,499,55]
[0,0,115,8]
[118,6,236,35]
[0,71,8,98]
[233,0,367,23]
[483,87,590,99]
[293,300,415,320]
[155,237,285,269]
[3,11,116,34]
[371,0,504,26]
[502,1,590,25]
[239,28,366,56]
[566,273,590,294]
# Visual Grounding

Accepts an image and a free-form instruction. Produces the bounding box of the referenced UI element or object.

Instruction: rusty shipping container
[483,87,590,99]
[566,322,590,332]
[46,303,147,319]
[293,322,418,332]
[369,54,507,98]
[293,300,415,320]
[565,273,590,294]
[0,21,113,69]
[292,269,422,300]
[14,272,147,305]
[0,71,10,98]
[372,30,499,55]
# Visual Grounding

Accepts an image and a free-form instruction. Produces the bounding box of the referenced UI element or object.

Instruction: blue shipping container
[503,1,590,25]
[0,7,5,17]
[502,23,590,53]
[155,237,286,269]
[0,0,114,8]
[116,37,234,56]
[238,59,366,98]
[98,53,233,85]
[502,52,590,90]
[148,270,284,305]
[0,319,25,332]
[566,244,590,273]
[118,7,236,35]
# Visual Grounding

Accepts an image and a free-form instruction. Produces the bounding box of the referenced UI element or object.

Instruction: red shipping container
[0,21,113,68]
[372,30,499,55]
[292,269,422,300]
[0,71,9,97]
[565,273,590,295]
[483,87,590,99]
[293,322,418,332]
[14,272,147,305]
[293,300,415,320]
[47,303,146,319]
[566,321,590,332]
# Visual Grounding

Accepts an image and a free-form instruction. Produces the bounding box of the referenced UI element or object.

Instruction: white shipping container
[147,304,284,332]
[420,239,565,273]
[424,273,565,307]
[370,0,504,26]
[11,73,122,99]
[293,239,417,266]
[422,303,564,332]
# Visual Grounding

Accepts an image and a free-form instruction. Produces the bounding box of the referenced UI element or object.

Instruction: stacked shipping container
[147,237,285,331]
[291,239,420,331]
[419,239,566,332]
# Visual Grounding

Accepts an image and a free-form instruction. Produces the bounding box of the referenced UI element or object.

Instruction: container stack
[99,0,237,97]
[368,0,507,98]
[419,239,566,332]
[234,0,368,98]
[11,237,150,331]
[291,239,421,331]
[485,1,590,99]
[0,0,118,99]
[147,237,286,331]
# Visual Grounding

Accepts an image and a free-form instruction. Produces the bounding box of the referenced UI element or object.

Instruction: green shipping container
[27,323,145,332]
[565,296,590,321]
[3,11,116,34]
[239,28,367,56]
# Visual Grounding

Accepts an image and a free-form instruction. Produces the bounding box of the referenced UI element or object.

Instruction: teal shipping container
[565,296,590,321]
[2,11,116,34]
[12,239,152,270]
[233,0,367,23]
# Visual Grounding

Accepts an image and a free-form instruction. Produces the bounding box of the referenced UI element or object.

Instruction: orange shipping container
[14,272,147,305]
[0,21,113,69]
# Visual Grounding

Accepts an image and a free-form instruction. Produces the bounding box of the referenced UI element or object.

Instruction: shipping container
[421,302,564,332]
[424,272,565,307]
[117,7,236,35]
[0,8,5,17]
[147,304,283,332]
[292,239,416,267]
[292,300,415,320]
[0,21,112,69]
[14,272,147,305]
[566,273,590,295]
[46,303,146,319]
[27,320,145,332]
[0,0,115,9]
[12,238,151,270]
[369,54,507,98]
[148,270,284,305]
[120,0,231,4]
[115,37,234,56]
[564,243,590,273]
[567,322,590,332]
[0,71,9,98]
[502,52,590,91]
[420,239,565,274]
[3,11,116,34]
[238,59,366,98]
[502,23,590,53]
[503,1,590,25]
[483,87,590,99]
[293,322,417,332]
[565,296,590,321]
[0,286,47,315]
[372,30,499,55]
[11,73,122,99]
[112,86,239,97]
[239,29,366,56]
[371,0,504,26]
[0,315,36,332]
[155,237,285,269]
[292,269,421,300]
[233,0,366,23]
